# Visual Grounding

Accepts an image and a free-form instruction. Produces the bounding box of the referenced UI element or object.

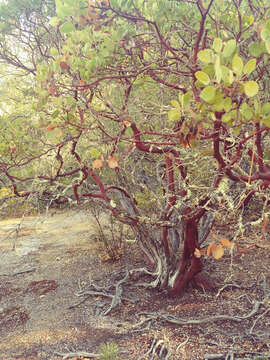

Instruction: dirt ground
[0,208,270,360]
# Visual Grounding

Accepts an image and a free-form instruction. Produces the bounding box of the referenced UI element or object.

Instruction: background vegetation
[0,0,269,295]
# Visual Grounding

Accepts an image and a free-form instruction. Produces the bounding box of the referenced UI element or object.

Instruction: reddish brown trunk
[168,217,203,296]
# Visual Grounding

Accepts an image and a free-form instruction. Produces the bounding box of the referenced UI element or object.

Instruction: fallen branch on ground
[0,267,36,277]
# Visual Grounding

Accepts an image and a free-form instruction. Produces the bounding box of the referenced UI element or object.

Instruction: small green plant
[99,341,119,360]
[88,203,125,261]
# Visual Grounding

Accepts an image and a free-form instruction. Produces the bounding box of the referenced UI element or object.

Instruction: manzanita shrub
[0,0,269,295]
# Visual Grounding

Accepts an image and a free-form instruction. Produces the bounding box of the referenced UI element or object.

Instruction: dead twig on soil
[0,267,36,277]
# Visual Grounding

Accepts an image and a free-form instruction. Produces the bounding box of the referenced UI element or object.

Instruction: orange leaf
[194,248,201,258]
[212,244,224,260]
[47,124,56,131]
[92,159,103,169]
[220,237,232,249]
[107,156,118,169]
[207,242,216,257]
[123,120,131,127]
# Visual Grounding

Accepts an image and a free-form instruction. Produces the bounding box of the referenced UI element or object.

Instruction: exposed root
[68,270,137,314]
[133,294,268,331]
[138,336,171,360]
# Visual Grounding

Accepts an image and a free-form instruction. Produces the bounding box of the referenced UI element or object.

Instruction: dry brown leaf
[220,237,232,248]
[92,159,103,169]
[212,244,224,260]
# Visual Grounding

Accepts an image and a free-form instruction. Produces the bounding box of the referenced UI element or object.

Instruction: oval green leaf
[214,55,222,84]
[262,102,270,115]
[240,103,253,120]
[262,115,270,127]
[261,20,270,41]
[244,81,259,97]
[200,86,216,103]
[248,42,265,57]
[60,22,75,34]
[265,40,270,54]
[243,59,256,75]
[170,100,180,109]
[195,71,210,85]
[213,38,223,53]
[223,97,232,112]
[222,39,236,58]
[232,54,243,75]
[198,49,213,64]
[168,109,181,121]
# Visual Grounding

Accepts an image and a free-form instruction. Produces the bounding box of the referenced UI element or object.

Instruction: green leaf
[240,103,253,120]
[214,55,222,84]
[265,40,270,54]
[50,47,59,57]
[183,92,191,109]
[248,42,265,57]
[243,59,256,75]
[198,49,213,64]
[261,20,270,41]
[170,100,180,109]
[244,81,259,97]
[262,102,270,115]
[223,97,232,112]
[168,109,181,121]
[195,71,210,85]
[60,22,75,34]
[202,64,215,78]
[262,115,270,127]
[222,39,236,58]
[89,148,101,158]
[232,54,243,75]
[222,113,232,123]
[50,17,60,27]
[213,38,223,53]
[200,86,216,103]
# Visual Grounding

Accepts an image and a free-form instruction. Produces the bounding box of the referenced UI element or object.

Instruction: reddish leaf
[60,61,69,70]
[49,85,57,96]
